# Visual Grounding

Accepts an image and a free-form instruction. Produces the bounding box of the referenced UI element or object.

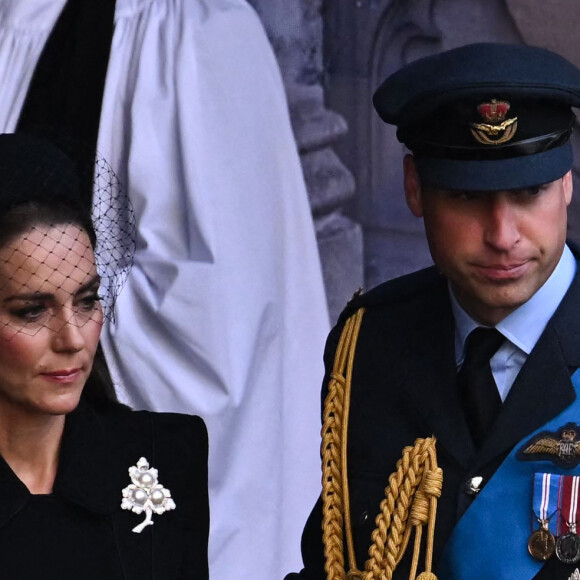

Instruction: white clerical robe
[0,1,329,578]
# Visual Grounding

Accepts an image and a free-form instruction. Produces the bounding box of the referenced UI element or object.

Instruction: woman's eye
[10,304,46,322]
[77,293,102,311]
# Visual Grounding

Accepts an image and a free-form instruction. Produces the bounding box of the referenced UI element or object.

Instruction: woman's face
[0,224,102,419]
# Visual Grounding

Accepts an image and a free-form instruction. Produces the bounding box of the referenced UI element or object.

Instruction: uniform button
[464,476,484,495]
[359,510,369,525]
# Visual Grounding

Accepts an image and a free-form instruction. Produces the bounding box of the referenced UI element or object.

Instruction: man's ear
[563,169,573,206]
[403,154,424,217]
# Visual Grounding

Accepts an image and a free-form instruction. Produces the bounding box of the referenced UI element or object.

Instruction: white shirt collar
[451,244,576,363]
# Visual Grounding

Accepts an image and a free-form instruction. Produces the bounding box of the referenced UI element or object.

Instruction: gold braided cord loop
[362,438,442,580]
[322,308,365,580]
[341,309,365,573]
[321,306,443,580]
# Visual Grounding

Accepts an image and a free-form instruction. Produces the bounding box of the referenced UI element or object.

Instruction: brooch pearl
[132,488,148,505]
[138,472,155,488]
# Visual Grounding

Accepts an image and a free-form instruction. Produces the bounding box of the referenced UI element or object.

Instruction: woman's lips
[40,369,82,383]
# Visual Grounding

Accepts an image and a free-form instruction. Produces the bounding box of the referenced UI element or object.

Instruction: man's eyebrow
[3,274,101,304]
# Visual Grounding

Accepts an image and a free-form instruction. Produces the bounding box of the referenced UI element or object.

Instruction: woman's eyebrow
[3,291,53,304]
[3,274,101,304]
[76,274,101,294]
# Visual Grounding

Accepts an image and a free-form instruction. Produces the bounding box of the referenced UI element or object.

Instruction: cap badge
[121,457,176,533]
[469,99,518,145]
[517,423,580,468]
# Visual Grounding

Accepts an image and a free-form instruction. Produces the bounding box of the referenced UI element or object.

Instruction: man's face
[403,156,573,325]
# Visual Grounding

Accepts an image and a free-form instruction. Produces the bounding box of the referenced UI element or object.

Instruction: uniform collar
[451,244,576,363]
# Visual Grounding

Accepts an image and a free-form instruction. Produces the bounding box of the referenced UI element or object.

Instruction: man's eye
[525,185,546,197]
[450,190,484,201]
[516,184,550,198]
[519,186,541,197]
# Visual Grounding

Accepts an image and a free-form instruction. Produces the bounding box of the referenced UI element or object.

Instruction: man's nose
[483,195,521,251]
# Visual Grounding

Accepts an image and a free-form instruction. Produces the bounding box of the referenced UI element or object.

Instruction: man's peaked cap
[373,43,580,190]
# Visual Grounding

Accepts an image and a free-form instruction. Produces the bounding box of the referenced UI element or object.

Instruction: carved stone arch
[324,0,444,286]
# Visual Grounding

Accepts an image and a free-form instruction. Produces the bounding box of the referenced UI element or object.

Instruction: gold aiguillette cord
[321,307,443,580]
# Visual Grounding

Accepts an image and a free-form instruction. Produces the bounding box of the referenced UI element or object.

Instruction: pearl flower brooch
[121,457,176,533]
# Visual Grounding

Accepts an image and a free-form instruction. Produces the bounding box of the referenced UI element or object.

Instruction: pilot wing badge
[518,423,580,468]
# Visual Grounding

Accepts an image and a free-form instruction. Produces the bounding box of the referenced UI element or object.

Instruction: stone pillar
[248,0,364,323]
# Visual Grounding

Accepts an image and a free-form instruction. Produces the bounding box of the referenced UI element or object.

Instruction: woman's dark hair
[82,344,118,409]
[0,199,118,408]
[0,200,96,248]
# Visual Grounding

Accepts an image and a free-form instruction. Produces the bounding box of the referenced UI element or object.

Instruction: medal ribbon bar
[562,475,580,534]
[534,472,560,535]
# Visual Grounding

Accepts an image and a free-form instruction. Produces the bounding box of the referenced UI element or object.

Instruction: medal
[528,473,559,561]
[528,522,556,561]
[556,529,580,564]
[556,475,580,564]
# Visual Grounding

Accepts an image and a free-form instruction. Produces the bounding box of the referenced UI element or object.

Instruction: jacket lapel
[474,260,580,471]
[396,273,476,469]
[475,326,576,470]
[55,401,130,514]
[0,455,29,529]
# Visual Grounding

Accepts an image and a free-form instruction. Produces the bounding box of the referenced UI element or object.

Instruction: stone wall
[248,0,363,323]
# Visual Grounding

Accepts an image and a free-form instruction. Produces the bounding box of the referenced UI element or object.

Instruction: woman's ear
[403,154,424,217]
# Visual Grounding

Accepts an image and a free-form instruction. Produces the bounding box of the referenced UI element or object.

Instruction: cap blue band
[415,142,573,190]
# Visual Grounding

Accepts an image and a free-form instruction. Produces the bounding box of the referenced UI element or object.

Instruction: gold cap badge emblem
[469,99,518,145]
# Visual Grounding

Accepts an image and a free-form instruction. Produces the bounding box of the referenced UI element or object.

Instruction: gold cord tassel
[321,308,443,580]
[362,438,442,580]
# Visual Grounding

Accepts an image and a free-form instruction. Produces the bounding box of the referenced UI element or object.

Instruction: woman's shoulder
[136,407,208,448]
[86,400,208,450]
